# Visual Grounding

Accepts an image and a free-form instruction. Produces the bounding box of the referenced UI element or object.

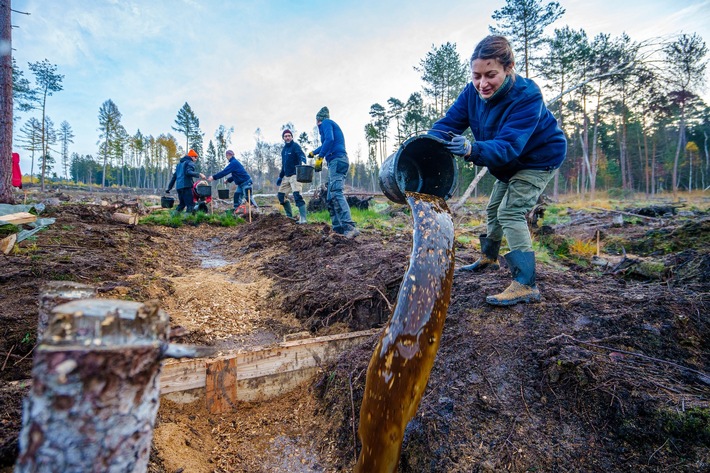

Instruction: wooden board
[0,212,36,225]
[0,233,17,255]
[205,358,238,414]
[160,329,379,403]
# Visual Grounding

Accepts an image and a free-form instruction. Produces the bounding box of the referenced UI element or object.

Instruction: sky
[9,0,710,177]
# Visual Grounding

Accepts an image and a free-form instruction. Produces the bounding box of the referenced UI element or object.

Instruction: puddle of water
[193,238,231,268]
[264,435,324,472]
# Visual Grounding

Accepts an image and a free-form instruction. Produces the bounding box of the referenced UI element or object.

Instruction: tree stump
[15,298,170,473]
[37,281,97,341]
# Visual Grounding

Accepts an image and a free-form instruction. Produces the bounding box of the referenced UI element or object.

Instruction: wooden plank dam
[355,192,456,473]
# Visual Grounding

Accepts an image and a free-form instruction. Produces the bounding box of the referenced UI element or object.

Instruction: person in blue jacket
[277,129,308,223]
[166,149,206,213]
[208,150,258,212]
[311,107,359,238]
[430,35,567,306]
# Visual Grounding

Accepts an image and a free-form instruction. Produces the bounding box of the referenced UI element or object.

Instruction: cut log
[37,281,97,341]
[0,233,17,254]
[160,329,378,410]
[15,299,169,473]
[0,212,36,225]
[112,212,138,225]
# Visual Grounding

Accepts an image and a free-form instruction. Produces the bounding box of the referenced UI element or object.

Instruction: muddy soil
[1,188,708,472]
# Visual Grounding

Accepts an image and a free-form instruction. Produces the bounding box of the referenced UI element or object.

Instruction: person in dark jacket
[208,150,257,211]
[312,107,359,238]
[277,129,307,223]
[166,149,206,213]
[430,35,567,306]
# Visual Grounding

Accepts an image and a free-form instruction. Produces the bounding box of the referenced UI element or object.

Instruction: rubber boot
[282,200,293,218]
[486,250,541,306]
[343,225,360,239]
[459,234,501,272]
[297,204,307,224]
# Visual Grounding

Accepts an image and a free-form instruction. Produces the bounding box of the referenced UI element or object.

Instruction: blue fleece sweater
[430,76,566,183]
[314,119,347,163]
[280,141,306,178]
[167,156,201,191]
[212,157,251,185]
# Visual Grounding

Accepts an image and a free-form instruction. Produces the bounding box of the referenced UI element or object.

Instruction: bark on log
[15,299,169,473]
[37,281,97,341]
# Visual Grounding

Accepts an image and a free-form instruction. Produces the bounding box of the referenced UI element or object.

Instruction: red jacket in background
[12,152,23,188]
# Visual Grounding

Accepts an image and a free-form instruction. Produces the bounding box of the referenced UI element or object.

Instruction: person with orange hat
[166,149,206,213]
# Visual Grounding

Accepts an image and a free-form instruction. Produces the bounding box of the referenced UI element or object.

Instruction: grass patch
[141,210,241,227]
[0,224,19,238]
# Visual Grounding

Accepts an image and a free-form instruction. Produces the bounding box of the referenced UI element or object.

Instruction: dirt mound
[214,213,411,331]
[1,193,708,472]
[316,263,709,471]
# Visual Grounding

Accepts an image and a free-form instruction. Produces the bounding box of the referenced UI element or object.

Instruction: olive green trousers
[485,169,555,252]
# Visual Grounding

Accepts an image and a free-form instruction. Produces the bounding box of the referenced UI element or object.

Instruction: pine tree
[97,99,123,187]
[59,120,74,180]
[28,59,64,190]
[489,0,565,78]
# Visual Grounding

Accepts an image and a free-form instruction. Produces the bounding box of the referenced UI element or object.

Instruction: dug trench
[0,196,709,472]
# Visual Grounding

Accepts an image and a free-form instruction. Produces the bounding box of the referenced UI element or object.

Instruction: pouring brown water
[354,191,455,473]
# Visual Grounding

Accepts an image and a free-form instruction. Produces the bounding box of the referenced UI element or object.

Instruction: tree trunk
[672,109,686,197]
[15,299,170,473]
[0,0,14,204]
[450,167,488,213]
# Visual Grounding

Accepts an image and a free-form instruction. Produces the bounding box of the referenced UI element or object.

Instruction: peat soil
[0,188,708,472]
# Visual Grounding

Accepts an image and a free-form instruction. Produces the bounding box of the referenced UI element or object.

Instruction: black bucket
[217,188,229,199]
[195,184,212,197]
[161,196,174,208]
[379,134,458,204]
[296,165,315,183]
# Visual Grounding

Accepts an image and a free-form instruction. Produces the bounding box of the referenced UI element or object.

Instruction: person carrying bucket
[277,129,308,224]
[429,35,567,306]
[166,149,206,214]
[311,106,359,239]
[208,150,257,213]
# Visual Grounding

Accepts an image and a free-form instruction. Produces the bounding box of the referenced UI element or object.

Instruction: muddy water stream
[355,192,455,472]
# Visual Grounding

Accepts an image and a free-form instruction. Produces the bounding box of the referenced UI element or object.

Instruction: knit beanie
[282,129,292,138]
[187,149,198,157]
[316,106,330,121]
[226,150,234,157]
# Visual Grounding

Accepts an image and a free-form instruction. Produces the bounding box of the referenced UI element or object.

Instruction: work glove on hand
[308,151,315,160]
[314,156,324,172]
[226,177,234,184]
[276,177,283,186]
[446,134,473,157]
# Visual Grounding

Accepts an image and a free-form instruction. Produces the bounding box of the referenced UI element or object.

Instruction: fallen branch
[590,207,664,221]
[1,344,15,371]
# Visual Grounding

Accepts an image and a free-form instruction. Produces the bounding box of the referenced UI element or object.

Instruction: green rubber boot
[486,250,541,306]
[297,204,307,224]
[458,234,501,272]
[282,200,293,218]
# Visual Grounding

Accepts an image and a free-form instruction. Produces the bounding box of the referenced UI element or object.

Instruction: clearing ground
[0,188,708,472]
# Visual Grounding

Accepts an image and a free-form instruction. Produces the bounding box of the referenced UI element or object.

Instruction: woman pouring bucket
[383,35,566,306]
